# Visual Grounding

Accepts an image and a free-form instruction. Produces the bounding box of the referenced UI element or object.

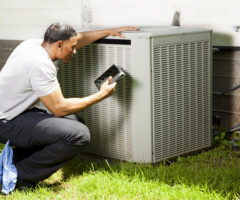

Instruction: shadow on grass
[39,181,63,192]
[61,146,240,199]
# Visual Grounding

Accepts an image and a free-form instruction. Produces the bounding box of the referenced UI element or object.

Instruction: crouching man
[0,23,138,189]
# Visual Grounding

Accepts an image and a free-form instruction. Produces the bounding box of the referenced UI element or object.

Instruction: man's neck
[41,42,57,61]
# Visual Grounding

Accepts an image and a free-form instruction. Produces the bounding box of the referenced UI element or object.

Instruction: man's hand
[106,27,139,38]
[99,76,117,99]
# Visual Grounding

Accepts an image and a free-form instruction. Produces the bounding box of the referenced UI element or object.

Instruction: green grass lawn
[1,145,240,200]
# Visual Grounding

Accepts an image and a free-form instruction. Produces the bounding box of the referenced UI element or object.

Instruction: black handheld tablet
[94,64,126,90]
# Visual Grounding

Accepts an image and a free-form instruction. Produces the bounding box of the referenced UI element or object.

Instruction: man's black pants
[0,108,90,187]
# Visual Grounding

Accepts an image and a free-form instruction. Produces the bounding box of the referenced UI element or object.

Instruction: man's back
[0,39,58,120]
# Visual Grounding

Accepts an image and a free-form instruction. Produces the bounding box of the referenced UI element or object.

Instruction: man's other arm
[76,27,138,49]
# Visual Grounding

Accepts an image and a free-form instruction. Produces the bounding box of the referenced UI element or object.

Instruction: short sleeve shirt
[0,39,59,120]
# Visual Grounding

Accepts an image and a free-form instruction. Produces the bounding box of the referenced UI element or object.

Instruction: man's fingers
[111,81,117,88]
[119,26,139,32]
[109,27,139,38]
[119,33,125,38]
[107,76,113,83]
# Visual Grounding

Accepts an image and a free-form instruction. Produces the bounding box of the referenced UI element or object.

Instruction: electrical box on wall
[57,26,212,163]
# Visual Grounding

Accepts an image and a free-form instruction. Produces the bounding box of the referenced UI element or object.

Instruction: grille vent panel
[57,44,133,161]
[153,41,211,162]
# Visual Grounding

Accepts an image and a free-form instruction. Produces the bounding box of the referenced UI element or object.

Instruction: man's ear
[57,40,63,50]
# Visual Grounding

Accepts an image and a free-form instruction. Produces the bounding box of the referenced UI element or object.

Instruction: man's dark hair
[44,23,77,43]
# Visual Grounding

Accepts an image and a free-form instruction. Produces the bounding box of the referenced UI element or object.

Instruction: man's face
[58,35,78,63]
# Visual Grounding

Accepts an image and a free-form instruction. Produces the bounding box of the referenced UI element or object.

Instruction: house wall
[0,0,84,40]
[213,51,240,128]
[1,1,240,128]
[1,0,240,46]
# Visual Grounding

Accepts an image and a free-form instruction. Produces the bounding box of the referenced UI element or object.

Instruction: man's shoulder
[15,39,47,61]
[5,38,52,72]
[21,38,43,46]
[16,39,43,52]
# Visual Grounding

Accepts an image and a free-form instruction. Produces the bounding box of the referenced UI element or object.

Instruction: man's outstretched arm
[76,27,139,49]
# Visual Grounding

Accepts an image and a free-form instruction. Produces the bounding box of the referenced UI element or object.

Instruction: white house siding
[1,0,240,128]
[0,0,83,40]
[88,0,240,46]
[0,0,240,45]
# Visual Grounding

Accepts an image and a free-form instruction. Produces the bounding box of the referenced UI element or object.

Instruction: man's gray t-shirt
[0,39,59,120]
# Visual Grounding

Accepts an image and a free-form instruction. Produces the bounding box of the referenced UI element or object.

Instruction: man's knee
[66,122,90,146]
[63,114,86,124]
[77,123,90,146]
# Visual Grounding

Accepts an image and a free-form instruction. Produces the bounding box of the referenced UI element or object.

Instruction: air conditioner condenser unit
[57,26,212,163]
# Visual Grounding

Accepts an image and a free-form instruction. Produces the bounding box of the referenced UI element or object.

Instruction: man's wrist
[95,90,104,102]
